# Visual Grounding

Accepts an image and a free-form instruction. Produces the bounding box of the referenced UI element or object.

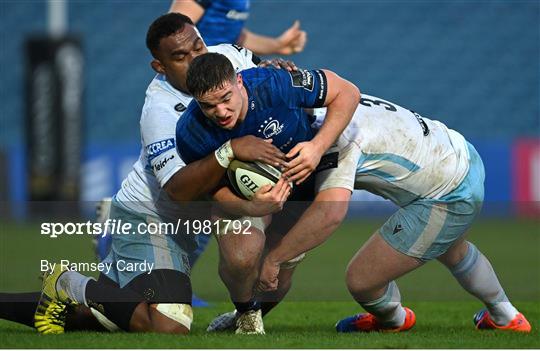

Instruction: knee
[223,251,261,275]
[345,265,371,295]
[439,240,471,268]
[129,303,191,334]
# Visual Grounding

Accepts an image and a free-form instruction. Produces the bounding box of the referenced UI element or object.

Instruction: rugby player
[257,97,532,333]
[175,52,360,334]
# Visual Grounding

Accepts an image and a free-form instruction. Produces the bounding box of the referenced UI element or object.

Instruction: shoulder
[241,67,283,87]
[145,75,192,114]
[175,101,220,163]
[176,100,214,143]
[141,76,192,128]
[246,68,315,91]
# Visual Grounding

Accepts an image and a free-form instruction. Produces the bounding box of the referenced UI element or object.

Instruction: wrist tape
[215,140,235,168]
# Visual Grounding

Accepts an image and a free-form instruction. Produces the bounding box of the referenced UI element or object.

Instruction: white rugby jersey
[313,94,470,206]
[116,44,259,219]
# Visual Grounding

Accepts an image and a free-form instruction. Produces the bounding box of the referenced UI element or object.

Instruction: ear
[236,73,243,88]
[151,59,165,74]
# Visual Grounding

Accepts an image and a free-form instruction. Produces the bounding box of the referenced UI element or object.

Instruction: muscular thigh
[214,214,268,265]
[348,232,423,292]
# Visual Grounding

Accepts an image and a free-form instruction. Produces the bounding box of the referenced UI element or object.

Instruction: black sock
[233,300,261,314]
[0,292,41,328]
[261,301,278,317]
[84,280,143,331]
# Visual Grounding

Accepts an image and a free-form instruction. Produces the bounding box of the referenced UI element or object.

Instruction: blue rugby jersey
[176,67,328,164]
[195,0,249,46]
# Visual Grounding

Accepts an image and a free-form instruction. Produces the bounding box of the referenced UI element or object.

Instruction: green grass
[1,218,539,348]
[1,301,538,348]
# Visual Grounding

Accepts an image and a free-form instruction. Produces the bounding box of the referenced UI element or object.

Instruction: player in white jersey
[257,95,531,333]
[29,13,295,335]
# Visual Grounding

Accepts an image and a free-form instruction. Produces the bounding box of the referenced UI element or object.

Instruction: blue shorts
[380,143,485,261]
[103,199,192,288]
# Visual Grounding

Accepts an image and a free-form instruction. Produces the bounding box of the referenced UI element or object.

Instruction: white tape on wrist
[215,140,235,168]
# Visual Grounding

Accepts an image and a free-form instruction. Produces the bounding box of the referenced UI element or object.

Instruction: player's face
[196,75,247,130]
[152,24,208,93]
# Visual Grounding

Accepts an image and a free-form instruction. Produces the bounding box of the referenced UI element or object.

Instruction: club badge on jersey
[175,67,328,165]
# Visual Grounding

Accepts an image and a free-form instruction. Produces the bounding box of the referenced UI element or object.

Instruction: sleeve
[141,102,187,188]
[211,44,260,71]
[275,68,328,109]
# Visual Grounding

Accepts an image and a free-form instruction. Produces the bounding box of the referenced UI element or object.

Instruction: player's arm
[258,187,351,291]
[239,21,307,56]
[164,136,287,201]
[163,153,224,201]
[169,0,205,22]
[285,70,360,184]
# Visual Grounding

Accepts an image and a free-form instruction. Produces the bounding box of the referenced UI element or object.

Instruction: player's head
[146,13,208,93]
[187,53,248,130]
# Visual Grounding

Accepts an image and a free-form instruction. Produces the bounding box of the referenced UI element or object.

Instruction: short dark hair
[146,13,194,58]
[186,53,236,98]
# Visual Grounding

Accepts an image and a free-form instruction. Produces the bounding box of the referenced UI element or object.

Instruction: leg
[438,238,531,331]
[338,198,447,333]
[346,232,423,302]
[0,291,107,333]
[209,178,318,333]
[335,231,420,333]
[216,220,266,306]
[124,270,193,334]
[43,269,192,334]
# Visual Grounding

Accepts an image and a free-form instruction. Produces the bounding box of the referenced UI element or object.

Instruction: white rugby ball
[227,160,282,200]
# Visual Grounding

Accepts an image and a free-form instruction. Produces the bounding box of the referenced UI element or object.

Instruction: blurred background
[0,1,538,300]
[1,0,538,218]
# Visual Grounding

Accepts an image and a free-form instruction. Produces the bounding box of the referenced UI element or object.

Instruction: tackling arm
[284,70,360,184]
[258,187,351,291]
[164,152,225,202]
[165,135,287,201]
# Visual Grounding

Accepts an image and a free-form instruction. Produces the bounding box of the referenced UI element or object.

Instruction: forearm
[267,189,350,264]
[164,153,225,201]
[212,186,255,217]
[240,29,281,56]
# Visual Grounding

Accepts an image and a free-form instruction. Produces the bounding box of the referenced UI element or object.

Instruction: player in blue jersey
[170,0,306,55]
[165,0,305,282]
[175,52,360,333]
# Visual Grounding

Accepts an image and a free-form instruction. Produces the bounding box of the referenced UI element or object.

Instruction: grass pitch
[0,218,539,348]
